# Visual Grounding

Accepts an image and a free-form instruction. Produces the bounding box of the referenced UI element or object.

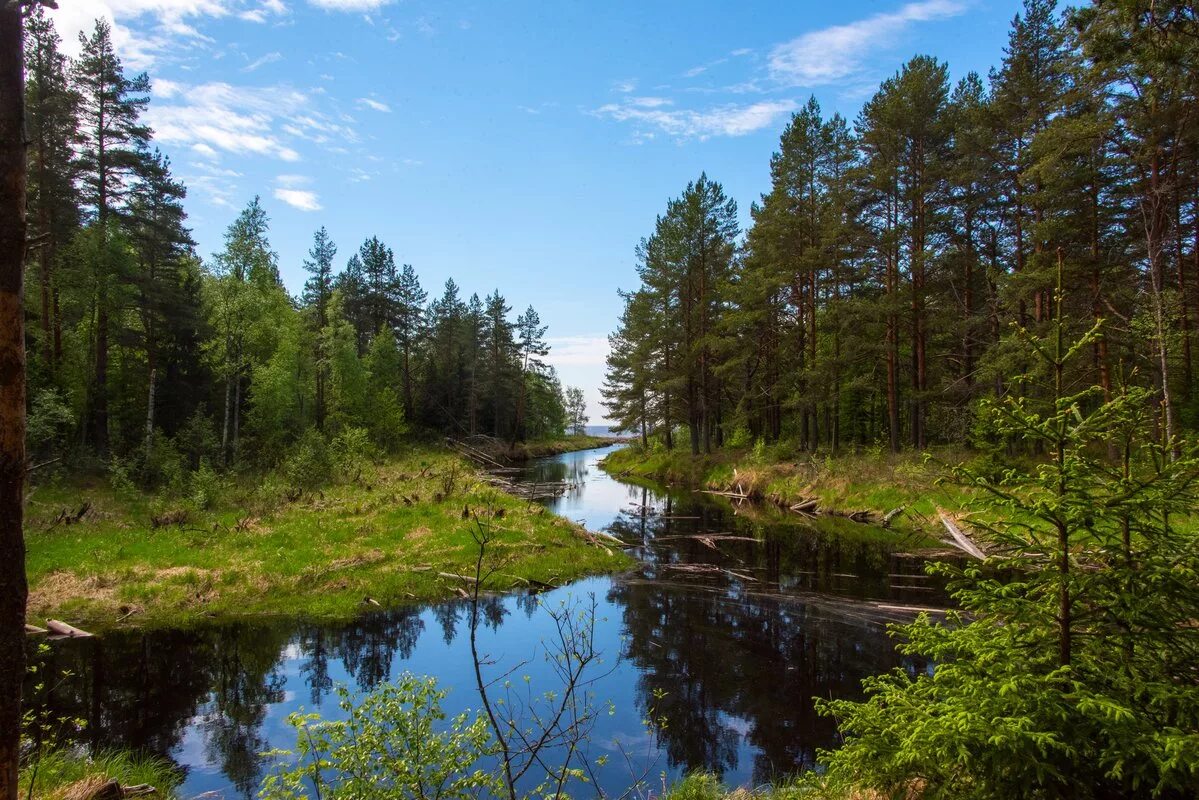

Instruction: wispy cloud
[309,0,392,11]
[273,175,321,210]
[51,0,288,68]
[593,98,797,141]
[768,0,965,86]
[147,81,357,168]
[612,79,638,94]
[356,97,392,112]
[242,51,282,71]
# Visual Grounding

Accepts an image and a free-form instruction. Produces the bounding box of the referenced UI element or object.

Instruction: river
[29,445,941,798]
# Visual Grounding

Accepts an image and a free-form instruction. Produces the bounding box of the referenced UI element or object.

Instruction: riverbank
[19,750,180,800]
[24,447,631,630]
[466,434,624,462]
[600,444,977,533]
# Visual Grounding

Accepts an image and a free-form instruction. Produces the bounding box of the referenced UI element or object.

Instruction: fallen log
[25,624,47,635]
[882,505,907,528]
[438,571,479,584]
[938,509,986,560]
[46,619,93,638]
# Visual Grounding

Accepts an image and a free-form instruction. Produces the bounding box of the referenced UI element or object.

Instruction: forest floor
[601,444,980,534]
[23,447,631,631]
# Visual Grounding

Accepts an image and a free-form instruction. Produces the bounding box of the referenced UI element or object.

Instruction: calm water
[28,446,941,798]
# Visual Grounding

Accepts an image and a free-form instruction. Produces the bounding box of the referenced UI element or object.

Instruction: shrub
[26,389,75,461]
[260,674,498,800]
[176,407,219,469]
[187,459,225,510]
[330,426,376,481]
[283,428,332,490]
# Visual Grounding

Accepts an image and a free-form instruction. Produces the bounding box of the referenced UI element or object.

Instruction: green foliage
[260,674,500,800]
[330,426,376,481]
[283,429,332,491]
[814,287,1199,798]
[26,388,75,459]
[20,750,181,800]
[187,459,225,510]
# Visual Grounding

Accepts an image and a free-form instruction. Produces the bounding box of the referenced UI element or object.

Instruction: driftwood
[661,563,757,582]
[439,571,478,584]
[790,498,819,513]
[882,505,907,528]
[46,619,93,638]
[938,509,986,560]
[25,624,47,635]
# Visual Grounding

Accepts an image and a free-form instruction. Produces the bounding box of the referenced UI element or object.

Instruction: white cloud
[242,51,282,71]
[356,97,392,112]
[51,0,288,68]
[768,0,965,86]
[273,174,321,210]
[612,79,637,94]
[593,99,797,141]
[146,81,357,164]
[274,187,322,211]
[308,0,391,11]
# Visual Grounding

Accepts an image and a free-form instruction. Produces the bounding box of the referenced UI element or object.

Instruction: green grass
[24,447,632,630]
[602,444,980,533]
[19,749,181,800]
[481,434,624,460]
[657,772,871,800]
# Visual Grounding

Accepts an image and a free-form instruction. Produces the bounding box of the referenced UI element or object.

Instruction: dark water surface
[29,445,941,798]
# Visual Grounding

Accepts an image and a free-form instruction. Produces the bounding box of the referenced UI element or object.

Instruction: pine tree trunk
[0,8,29,798]
[93,301,109,453]
[222,372,232,466]
[144,367,157,464]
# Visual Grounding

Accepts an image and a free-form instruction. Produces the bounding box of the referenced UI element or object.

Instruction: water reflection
[28,446,938,797]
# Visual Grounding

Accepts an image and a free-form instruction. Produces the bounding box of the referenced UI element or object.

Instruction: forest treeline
[20,9,589,478]
[604,0,1199,456]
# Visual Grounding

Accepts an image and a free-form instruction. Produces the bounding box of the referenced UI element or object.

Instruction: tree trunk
[222,372,232,466]
[144,367,157,464]
[0,8,29,799]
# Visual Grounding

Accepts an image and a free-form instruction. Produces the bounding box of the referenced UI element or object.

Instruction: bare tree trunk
[1146,151,1179,459]
[221,373,231,466]
[143,367,156,464]
[0,8,29,799]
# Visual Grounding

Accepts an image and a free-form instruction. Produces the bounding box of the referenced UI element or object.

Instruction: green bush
[187,459,225,510]
[331,426,376,481]
[26,388,75,460]
[283,428,332,490]
[260,674,498,800]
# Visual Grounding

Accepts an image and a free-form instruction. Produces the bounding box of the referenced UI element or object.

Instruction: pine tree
[24,6,78,380]
[392,263,426,417]
[73,17,151,453]
[302,227,336,430]
[481,290,515,438]
[127,148,194,461]
[513,305,549,442]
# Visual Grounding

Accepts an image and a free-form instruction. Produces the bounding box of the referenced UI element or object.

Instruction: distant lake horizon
[583,424,626,437]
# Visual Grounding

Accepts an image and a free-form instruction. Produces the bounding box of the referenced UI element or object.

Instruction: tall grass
[19,749,180,800]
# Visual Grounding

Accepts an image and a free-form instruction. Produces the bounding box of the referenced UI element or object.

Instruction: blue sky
[51,0,1023,422]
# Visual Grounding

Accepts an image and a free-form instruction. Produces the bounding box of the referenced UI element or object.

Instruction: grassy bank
[601,444,977,532]
[472,434,623,461]
[19,749,180,800]
[25,447,630,630]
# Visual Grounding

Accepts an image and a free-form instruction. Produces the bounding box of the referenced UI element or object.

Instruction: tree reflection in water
[25,445,941,797]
